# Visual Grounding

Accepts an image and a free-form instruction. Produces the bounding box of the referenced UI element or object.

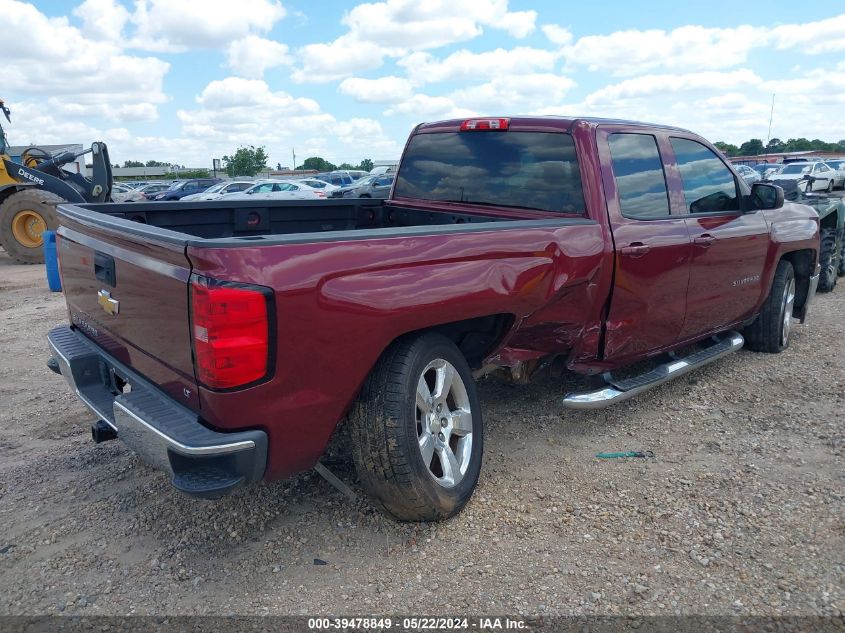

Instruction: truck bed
[65,198,519,245]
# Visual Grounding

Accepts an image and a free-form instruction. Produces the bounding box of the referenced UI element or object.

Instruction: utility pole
[765,93,775,152]
[292,148,296,171]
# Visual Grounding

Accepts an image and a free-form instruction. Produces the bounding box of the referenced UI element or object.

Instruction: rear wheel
[0,189,62,264]
[349,333,483,521]
[744,259,796,353]
[817,229,838,292]
[827,179,834,193]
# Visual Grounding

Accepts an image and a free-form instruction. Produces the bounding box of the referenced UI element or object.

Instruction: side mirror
[750,182,784,210]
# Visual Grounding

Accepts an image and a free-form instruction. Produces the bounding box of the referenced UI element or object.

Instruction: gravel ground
[0,246,843,619]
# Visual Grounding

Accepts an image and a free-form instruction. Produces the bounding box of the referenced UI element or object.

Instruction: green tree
[765,138,784,152]
[123,160,144,168]
[145,159,171,167]
[298,156,336,171]
[357,158,374,172]
[223,145,269,177]
[337,162,355,170]
[714,142,738,156]
[738,139,764,156]
[783,138,812,152]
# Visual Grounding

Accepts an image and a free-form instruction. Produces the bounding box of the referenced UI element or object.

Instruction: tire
[0,189,63,264]
[817,229,838,292]
[349,333,483,522]
[838,238,845,277]
[744,259,796,353]
[827,179,834,193]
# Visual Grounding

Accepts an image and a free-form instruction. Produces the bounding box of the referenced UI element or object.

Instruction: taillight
[190,276,274,390]
[460,118,509,131]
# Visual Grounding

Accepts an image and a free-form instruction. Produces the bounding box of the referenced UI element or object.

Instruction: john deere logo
[97,289,119,316]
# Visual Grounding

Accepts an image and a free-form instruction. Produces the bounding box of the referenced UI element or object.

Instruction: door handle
[694,234,715,247]
[620,242,650,257]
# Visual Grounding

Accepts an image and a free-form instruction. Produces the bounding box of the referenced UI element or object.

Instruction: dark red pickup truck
[48,117,820,521]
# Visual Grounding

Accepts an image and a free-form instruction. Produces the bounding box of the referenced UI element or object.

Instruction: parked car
[135,182,171,199]
[110,183,146,203]
[825,159,845,188]
[47,115,820,523]
[292,178,339,193]
[223,180,325,200]
[755,163,784,180]
[331,174,394,198]
[151,178,222,201]
[735,164,761,185]
[180,180,256,201]
[315,172,354,187]
[771,161,837,193]
[369,165,397,176]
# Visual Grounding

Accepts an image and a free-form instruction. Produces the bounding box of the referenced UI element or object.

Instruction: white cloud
[561,25,770,76]
[226,36,292,78]
[176,79,403,164]
[582,70,762,105]
[385,94,475,119]
[291,0,536,83]
[541,24,572,46]
[450,74,576,111]
[771,14,845,54]
[73,0,129,41]
[397,47,558,86]
[0,0,169,127]
[386,72,575,120]
[339,76,414,103]
[343,0,536,48]
[130,0,286,51]
[292,36,390,83]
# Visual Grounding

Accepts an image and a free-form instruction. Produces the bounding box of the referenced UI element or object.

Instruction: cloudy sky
[3,0,844,169]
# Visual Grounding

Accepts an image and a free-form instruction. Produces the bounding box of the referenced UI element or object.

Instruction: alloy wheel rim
[781,277,796,346]
[415,358,473,488]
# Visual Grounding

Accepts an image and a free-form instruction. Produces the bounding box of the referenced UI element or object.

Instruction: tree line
[117,146,376,178]
[715,137,845,157]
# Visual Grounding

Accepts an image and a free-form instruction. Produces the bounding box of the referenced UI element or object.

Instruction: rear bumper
[47,325,267,499]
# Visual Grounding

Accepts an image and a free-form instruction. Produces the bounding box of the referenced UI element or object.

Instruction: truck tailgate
[56,212,200,411]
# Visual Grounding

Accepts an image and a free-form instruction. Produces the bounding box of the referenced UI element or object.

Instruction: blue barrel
[43,230,62,292]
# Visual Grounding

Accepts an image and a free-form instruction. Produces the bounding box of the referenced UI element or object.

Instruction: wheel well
[781,249,815,309]
[402,314,515,369]
[819,212,839,231]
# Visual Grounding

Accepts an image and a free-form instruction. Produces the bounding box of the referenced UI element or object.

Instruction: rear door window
[608,133,671,219]
[394,131,585,214]
[670,137,740,214]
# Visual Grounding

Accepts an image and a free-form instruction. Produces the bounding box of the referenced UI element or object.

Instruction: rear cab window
[394,130,586,214]
[608,133,670,219]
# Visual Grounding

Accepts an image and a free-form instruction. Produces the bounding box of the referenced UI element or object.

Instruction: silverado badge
[97,289,119,316]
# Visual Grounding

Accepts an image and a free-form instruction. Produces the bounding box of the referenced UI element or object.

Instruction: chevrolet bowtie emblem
[97,289,119,316]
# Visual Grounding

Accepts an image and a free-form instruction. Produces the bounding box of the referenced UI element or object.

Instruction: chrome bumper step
[562,331,745,410]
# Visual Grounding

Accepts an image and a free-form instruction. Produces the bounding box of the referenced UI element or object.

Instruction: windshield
[204,183,227,194]
[354,176,376,187]
[167,180,184,190]
[394,131,585,214]
[780,164,811,174]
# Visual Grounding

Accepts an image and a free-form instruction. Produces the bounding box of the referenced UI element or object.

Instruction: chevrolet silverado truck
[47,117,820,522]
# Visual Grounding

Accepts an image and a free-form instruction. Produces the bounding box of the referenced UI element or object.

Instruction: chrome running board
[562,331,745,410]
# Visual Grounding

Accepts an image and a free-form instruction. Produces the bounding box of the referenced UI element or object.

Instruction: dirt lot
[0,246,842,619]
